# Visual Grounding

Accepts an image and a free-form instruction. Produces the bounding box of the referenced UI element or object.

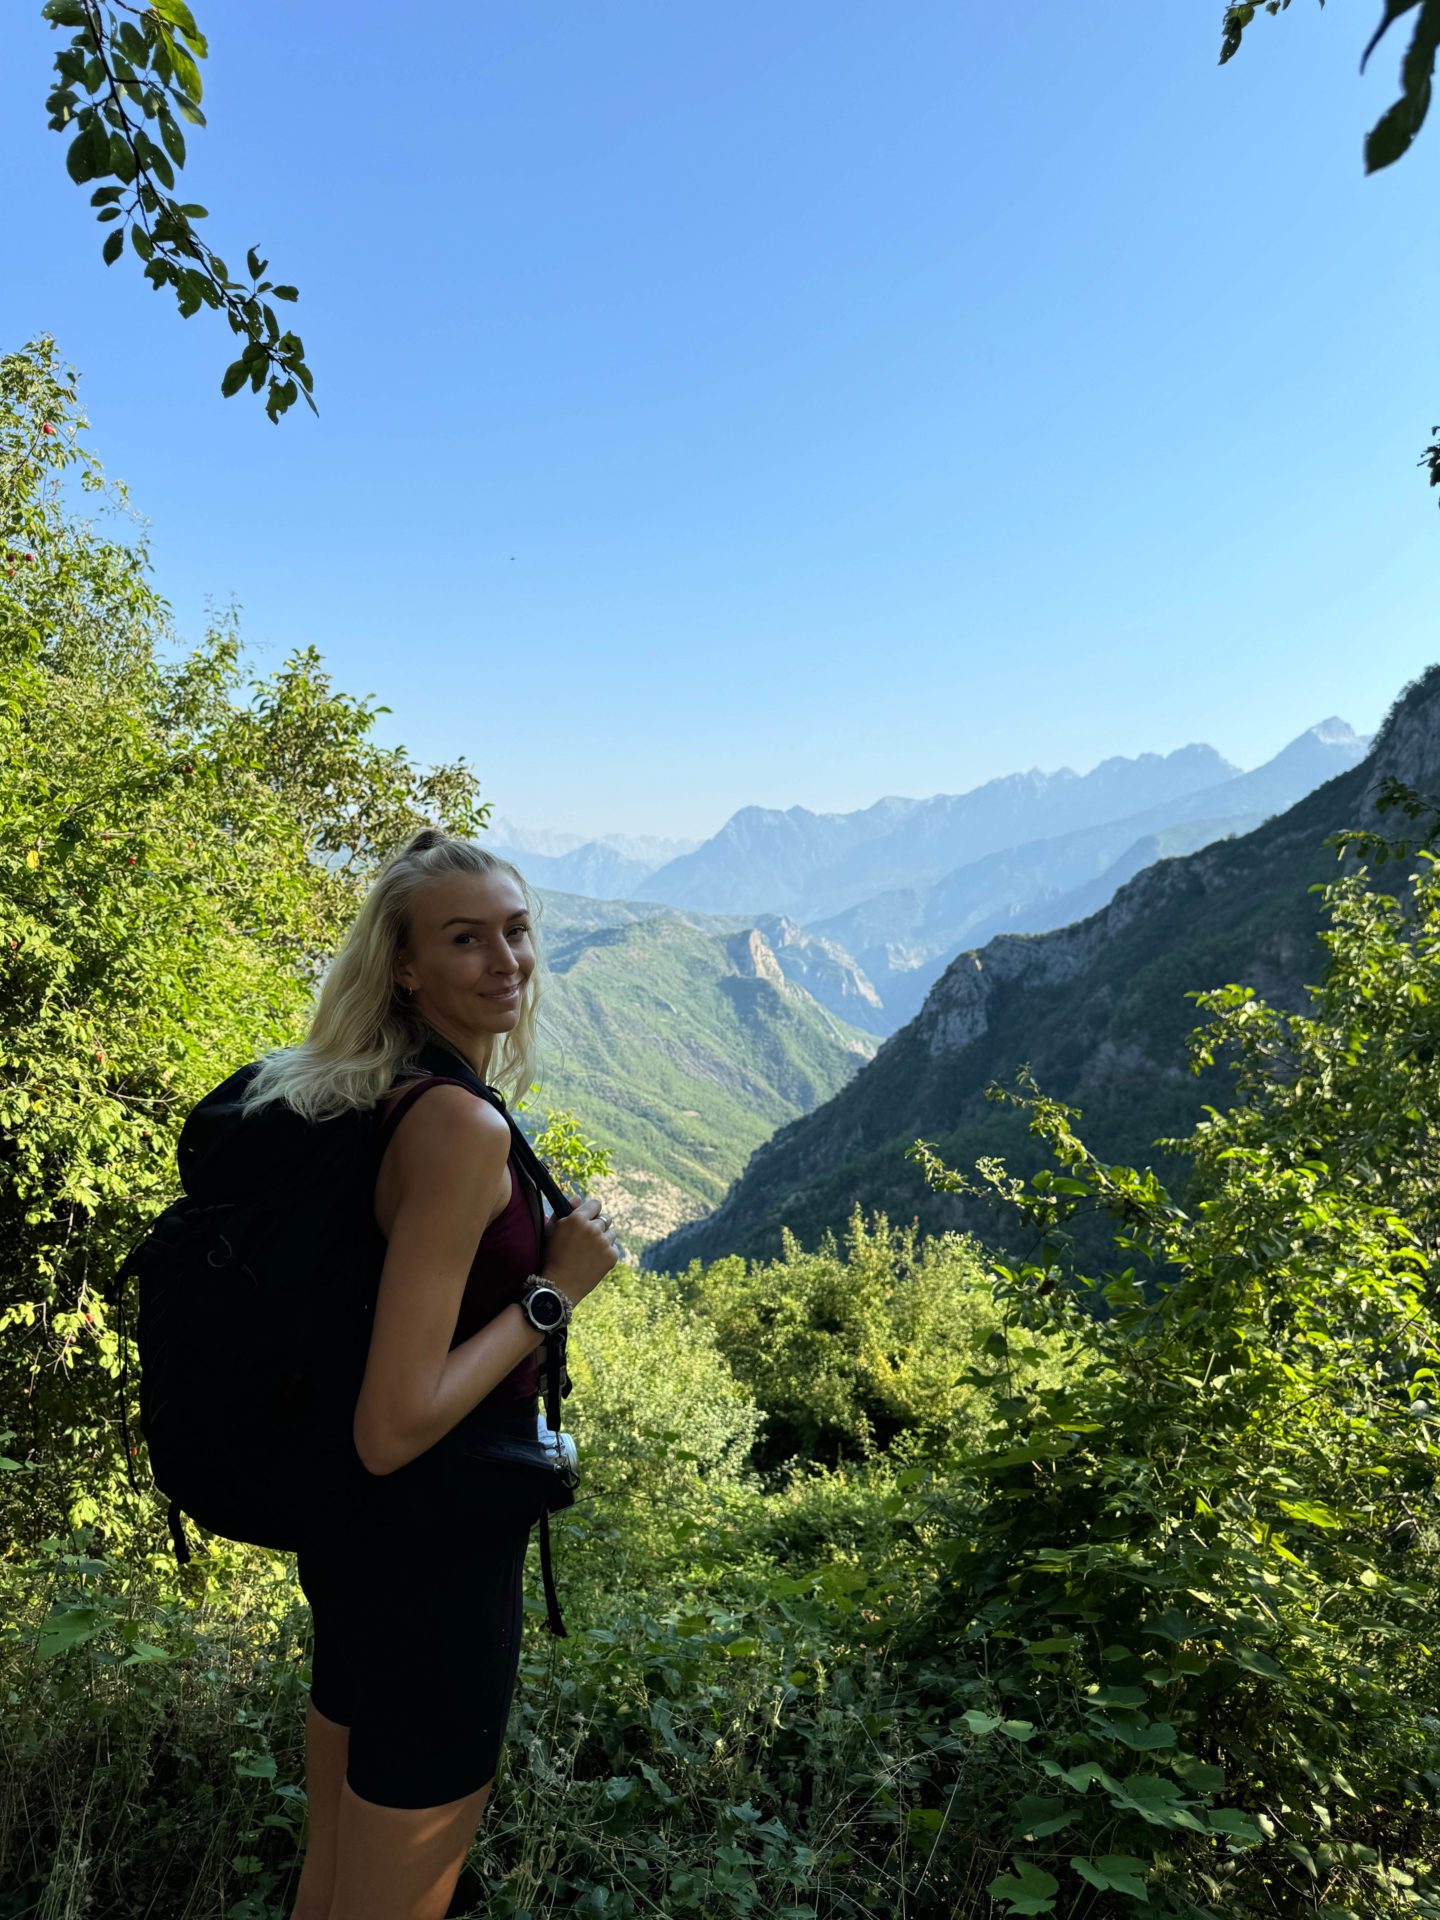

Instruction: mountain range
[640,678,1433,1275]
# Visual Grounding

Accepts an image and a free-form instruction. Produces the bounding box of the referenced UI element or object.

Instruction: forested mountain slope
[644,672,1436,1273]
[526,893,877,1251]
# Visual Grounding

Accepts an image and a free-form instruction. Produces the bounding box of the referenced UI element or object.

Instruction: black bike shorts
[295,1408,549,1810]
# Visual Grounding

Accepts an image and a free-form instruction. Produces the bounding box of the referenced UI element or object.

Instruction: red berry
[42,424,54,435]
[127,855,136,865]
[84,1312,94,1324]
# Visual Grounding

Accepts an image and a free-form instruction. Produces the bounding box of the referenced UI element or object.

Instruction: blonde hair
[242,828,545,1121]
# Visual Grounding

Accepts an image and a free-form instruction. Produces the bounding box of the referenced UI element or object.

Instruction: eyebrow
[441,913,530,928]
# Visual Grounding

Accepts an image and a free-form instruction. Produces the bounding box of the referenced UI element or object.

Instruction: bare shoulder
[385,1082,511,1194]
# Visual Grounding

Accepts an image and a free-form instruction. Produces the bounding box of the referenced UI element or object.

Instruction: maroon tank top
[375,1075,542,1409]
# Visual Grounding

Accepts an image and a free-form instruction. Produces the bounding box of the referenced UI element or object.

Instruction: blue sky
[6,1,1438,841]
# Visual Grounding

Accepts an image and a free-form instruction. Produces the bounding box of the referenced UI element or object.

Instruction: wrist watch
[519,1274,574,1333]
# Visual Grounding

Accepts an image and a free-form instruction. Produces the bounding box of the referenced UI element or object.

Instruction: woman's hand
[541,1194,620,1307]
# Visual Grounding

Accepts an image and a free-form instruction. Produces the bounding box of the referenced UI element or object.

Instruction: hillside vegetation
[4,340,1438,1920]
[528,897,877,1250]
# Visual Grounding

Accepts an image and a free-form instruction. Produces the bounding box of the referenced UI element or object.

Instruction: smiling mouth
[484,985,520,1000]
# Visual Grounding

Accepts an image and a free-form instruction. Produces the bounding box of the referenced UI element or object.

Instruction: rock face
[643,667,1440,1275]
[729,928,789,994]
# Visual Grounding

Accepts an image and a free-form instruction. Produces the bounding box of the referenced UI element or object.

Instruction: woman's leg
[290,1697,351,1920]
[327,1775,494,1920]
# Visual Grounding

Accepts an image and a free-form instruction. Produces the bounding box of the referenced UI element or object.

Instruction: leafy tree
[40,0,310,421]
[0,334,512,1555]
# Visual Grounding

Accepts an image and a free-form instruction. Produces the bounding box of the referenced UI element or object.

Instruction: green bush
[557,1263,763,1602]
[877,825,1440,1916]
[678,1210,1014,1473]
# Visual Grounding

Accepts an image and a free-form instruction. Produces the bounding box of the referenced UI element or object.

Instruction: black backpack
[104,1037,577,1630]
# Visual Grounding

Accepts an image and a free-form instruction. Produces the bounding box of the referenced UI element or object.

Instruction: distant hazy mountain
[632,743,1243,920]
[641,686,1421,1277]
[488,814,700,898]
[524,890,878,1256]
[809,719,1370,1026]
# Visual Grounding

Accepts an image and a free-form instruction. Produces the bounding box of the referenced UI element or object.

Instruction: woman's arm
[352,1083,546,1477]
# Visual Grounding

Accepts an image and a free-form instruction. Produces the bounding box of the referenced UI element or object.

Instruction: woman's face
[396,869,534,1061]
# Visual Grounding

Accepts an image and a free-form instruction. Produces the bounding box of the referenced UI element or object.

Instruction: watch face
[529,1288,565,1329]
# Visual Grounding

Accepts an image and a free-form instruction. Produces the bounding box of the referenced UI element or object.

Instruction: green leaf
[41,0,88,23]
[102,227,124,265]
[168,40,203,103]
[1232,1647,1283,1678]
[1366,94,1425,173]
[1207,1809,1263,1845]
[1361,0,1426,74]
[220,358,249,398]
[1012,1795,1078,1841]
[1041,1760,1119,1795]
[1108,1775,1207,1833]
[987,1859,1058,1917]
[270,284,298,300]
[1275,1497,1349,1530]
[1085,1684,1148,1708]
[117,21,149,65]
[110,131,137,184]
[1171,1755,1227,1793]
[1093,1717,1177,1751]
[1072,1855,1150,1900]
[153,0,208,55]
[38,1605,100,1658]
[66,129,96,183]
[159,111,187,166]
[119,1640,173,1665]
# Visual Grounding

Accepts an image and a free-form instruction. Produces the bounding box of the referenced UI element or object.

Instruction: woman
[243,827,619,1920]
